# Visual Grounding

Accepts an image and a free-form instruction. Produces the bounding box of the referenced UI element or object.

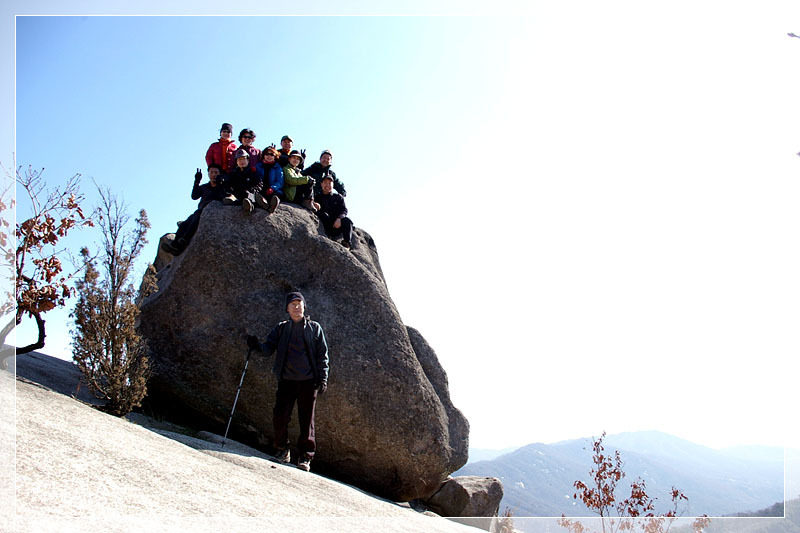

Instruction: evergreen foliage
[71,187,154,416]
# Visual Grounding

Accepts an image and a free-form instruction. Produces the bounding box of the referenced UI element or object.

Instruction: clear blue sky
[6,3,800,453]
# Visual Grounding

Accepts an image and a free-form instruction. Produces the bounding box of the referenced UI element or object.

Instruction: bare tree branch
[11,164,94,353]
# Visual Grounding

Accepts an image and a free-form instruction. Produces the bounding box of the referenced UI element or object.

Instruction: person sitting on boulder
[205,122,237,174]
[282,150,319,212]
[304,149,346,197]
[223,148,262,214]
[316,174,354,249]
[247,291,329,472]
[255,146,284,214]
[228,128,261,172]
[162,165,227,255]
[277,135,305,170]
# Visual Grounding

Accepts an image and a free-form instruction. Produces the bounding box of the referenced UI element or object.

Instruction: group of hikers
[161,122,354,256]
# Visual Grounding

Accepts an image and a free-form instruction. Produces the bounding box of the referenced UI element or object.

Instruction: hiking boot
[297,457,311,472]
[274,447,290,464]
[223,195,237,205]
[268,195,280,214]
[341,240,351,250]
[302,199,318,212]
[254,193,270,210]
[242,198,254,214]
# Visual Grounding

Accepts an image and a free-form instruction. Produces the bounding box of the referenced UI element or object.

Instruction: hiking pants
[318,212,353,244]
[273,379,318,459]
[174,208,202,249]
[287,182,314,205]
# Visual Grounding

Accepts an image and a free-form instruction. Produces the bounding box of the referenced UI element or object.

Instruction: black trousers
[273,379,318,459]
[174,208,202,249]
[318,212,353,244]
[286,182,314,205]
[231,190,258,204]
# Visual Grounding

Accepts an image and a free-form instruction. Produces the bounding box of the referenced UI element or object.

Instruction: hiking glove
[317,380,327,395]
[246,335,260,350]
[194,169,202,182]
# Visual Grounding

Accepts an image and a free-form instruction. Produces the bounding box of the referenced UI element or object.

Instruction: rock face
[425,476,504,518]
[138,202,469,501]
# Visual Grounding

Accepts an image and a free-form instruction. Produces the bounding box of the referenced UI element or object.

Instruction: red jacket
[205,139,238,173]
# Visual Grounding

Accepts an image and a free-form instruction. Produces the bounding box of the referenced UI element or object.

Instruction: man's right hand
[194,168,202,182]
[246,335,260,350]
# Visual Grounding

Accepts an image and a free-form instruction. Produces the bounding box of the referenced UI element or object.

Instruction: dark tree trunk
[16,312,46,355]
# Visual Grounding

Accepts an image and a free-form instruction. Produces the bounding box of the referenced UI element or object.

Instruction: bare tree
[558,432,710,533]
[3,164,93,365]
[71,186,153,416]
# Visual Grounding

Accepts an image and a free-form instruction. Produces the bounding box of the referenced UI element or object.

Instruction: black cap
[220,122,233,132]
[285,291,305,307]
[288,149,304,163]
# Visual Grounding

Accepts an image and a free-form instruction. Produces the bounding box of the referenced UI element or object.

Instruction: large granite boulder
[425,476,504,517]
[138,202,468,501]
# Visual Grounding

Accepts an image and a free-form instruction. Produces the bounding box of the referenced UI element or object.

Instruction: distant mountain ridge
[466,447,518,463]
[457,430,784,517]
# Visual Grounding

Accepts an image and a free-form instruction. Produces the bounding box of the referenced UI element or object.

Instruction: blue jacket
[256,162,284,196]
[255,317,329,382]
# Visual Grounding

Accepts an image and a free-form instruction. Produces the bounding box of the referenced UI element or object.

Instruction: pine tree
[71,187,153,416]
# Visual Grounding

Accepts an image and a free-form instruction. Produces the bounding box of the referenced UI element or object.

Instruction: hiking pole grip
[222,347,252,448]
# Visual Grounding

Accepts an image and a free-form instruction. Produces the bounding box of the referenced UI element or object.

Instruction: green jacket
[282,165,309,202]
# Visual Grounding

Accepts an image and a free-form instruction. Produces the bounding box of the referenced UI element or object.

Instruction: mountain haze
[457,431,784,517]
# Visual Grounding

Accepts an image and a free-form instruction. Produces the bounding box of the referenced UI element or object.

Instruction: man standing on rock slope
[246,292,329,472]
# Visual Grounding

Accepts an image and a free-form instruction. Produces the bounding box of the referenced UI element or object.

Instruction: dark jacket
[256,317,329,382]
[303,162,346,197]
[191,179,227,209]
[224,166,262,199]
[316,190,348,220]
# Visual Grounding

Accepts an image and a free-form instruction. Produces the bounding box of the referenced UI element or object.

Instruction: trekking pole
[222,347,252,448]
